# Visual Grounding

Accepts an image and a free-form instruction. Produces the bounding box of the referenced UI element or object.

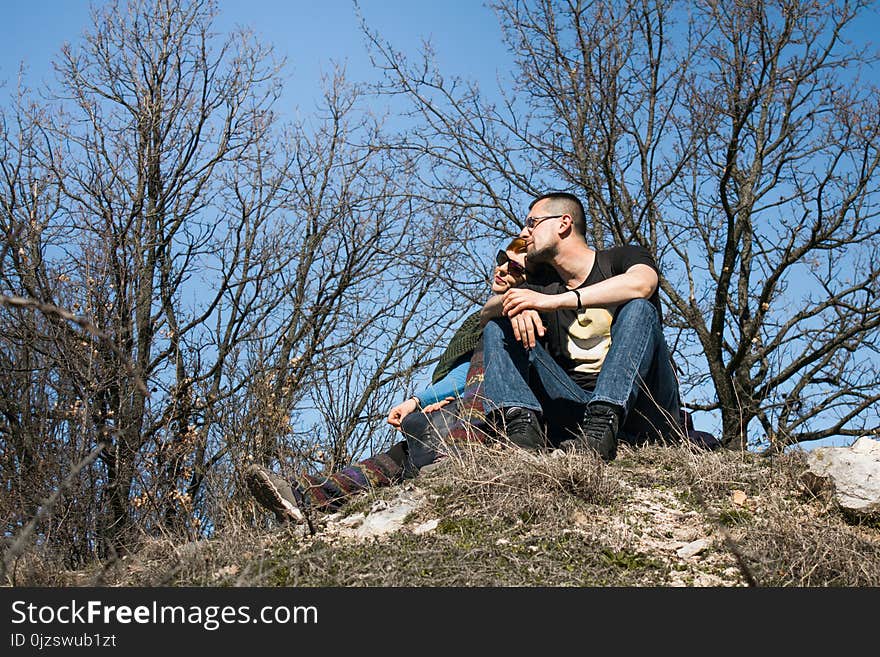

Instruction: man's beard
[527,241,557,265]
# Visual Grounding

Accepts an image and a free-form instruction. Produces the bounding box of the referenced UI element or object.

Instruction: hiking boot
[560,402,621,461]
[495,406,546,451]
[245,464,306,524]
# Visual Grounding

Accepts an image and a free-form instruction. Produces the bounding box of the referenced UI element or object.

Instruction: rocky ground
[30,440,879,588]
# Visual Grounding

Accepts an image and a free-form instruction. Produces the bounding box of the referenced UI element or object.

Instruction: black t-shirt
[524,245,661,392]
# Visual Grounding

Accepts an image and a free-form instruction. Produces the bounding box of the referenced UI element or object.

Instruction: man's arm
[481,292,546,349]
[501,264,658,317]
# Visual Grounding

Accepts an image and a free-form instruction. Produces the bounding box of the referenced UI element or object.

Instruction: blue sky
[0,0,508,110]
[3,1,877,451]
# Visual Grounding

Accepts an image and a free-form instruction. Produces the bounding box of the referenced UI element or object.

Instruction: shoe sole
[246,468,305,523]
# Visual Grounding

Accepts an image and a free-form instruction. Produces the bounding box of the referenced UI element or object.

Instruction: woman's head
[491,237,527,293]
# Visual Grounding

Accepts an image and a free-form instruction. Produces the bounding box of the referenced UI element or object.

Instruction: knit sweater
[430,311,483,384]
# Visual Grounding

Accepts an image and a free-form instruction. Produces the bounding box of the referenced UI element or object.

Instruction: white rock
[413,518,440,535]
[370,500,389,513]
[337,512,365,528]
[676,538,712,560]
[853,436,880,457]
[419,459,449,475]
[803,436,880,516]
[354,501,415,538]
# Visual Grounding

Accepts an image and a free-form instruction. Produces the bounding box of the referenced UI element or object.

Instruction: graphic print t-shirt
[524,245,660,392]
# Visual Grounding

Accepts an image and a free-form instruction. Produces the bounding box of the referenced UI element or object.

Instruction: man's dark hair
[529,191,586,237]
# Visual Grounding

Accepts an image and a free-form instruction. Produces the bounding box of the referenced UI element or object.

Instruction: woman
[245,237,529,524]
[387,237,531,473]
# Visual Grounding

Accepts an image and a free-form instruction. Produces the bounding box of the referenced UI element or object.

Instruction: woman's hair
[506,236,527,253]
[506,235,554,283]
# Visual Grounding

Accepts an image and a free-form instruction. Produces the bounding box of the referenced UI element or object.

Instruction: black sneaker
[496,406,546,451]
[561,402,621,461]
[245,464,306,524]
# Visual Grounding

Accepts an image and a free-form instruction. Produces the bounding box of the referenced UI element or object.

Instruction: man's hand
[502,288,561,317]
[500,289,551,349]
[508,309,545,349]
[387,397,419,429]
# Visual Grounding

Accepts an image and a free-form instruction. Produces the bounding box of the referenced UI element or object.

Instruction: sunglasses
[496,250,526,277]
[523,214,564,230]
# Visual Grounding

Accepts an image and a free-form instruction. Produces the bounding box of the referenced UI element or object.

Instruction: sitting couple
[246,191,683,524]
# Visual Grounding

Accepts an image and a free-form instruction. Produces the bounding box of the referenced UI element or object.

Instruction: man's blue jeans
[481,298,682,446]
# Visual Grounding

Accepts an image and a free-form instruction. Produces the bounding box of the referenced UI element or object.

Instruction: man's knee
[483,317,513,343]
[615,298,658,326]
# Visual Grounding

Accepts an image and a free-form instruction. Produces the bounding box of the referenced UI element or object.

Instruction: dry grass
[425,442,622,521]
[620,442,880,586]
[7,440,880,587]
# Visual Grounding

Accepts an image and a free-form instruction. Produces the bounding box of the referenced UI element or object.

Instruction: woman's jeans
[481,298,682,446]
[398,400,473,477]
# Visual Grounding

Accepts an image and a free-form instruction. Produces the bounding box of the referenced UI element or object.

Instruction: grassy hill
[11,442,880,587]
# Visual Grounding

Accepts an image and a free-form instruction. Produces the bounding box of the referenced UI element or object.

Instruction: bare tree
[0,0,457,564]
[367,0,880,450]
[203,72,463,520]
[0,88,111,565]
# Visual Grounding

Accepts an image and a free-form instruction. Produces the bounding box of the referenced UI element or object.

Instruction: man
[480,192,681,460]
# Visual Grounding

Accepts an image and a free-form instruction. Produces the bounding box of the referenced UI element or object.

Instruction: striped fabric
[292,349,495,512]
[295,446,407,511]
[435,347,492,444]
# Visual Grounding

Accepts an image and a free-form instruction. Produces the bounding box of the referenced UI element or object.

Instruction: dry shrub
[426,441,622,523]
[624,440,806,504]
[32,517,276,587]
[107,521,279,587]
[736,501,880,586]
[238,443,646,587]
[3,548,65,586]
[625,441,880,586]
[16,436,879,587]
